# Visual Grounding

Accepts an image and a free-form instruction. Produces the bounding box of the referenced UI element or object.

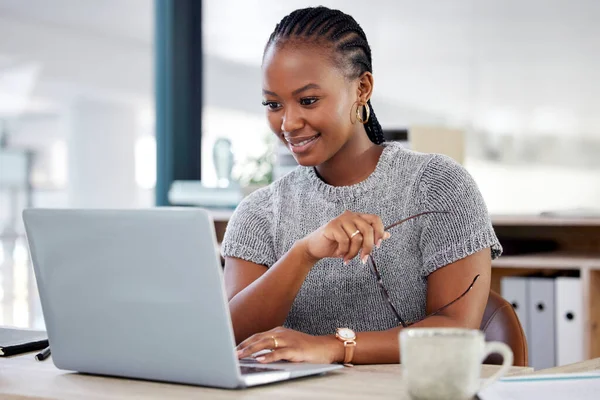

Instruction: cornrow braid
[291,7,322,35]
[365,100,384,145]
[265,6,385,145]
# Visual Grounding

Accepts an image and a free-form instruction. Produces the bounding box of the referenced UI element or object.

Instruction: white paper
[478,373,600,400]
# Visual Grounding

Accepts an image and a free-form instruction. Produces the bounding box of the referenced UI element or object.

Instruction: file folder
[528,277,556,369]
[555,277,584,366]
[500,276,531,345]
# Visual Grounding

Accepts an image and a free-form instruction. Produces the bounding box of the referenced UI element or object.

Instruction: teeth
[288,135,318,147]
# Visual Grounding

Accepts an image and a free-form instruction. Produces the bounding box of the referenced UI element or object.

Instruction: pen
[35,346,51,361]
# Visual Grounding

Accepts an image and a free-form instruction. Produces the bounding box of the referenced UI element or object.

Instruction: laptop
[22,208,343,388]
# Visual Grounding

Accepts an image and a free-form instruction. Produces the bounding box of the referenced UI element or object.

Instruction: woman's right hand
[297,210,391,265]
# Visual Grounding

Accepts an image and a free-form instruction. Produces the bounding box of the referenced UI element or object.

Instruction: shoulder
[380,143,482,206]
[414,153,489,222]
[417,153,478,197]
[272,165,309,187]
[232,184,274,219]
[377,142,440,180]
[222,185,278,266]
[233,164,312,219]
[223,185,275,252]
[264,165,313,201]
[231,165,307,214]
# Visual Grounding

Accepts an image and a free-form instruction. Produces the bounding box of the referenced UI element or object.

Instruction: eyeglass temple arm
[372,210,450,328]
[406,274,481,327]
[384,210,450,231]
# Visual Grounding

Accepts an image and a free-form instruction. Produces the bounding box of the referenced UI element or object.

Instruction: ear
[356,71,374,104]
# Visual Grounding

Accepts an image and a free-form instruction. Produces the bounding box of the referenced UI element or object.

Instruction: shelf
[208,212,600,226]
[492,252,600,270]
[492,214,600,227]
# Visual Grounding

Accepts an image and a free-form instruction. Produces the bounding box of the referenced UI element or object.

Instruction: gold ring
[350,230,361,239]
[272,336,279,349]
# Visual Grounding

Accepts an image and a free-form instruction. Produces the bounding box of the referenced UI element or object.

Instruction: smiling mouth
[284,133,321,147]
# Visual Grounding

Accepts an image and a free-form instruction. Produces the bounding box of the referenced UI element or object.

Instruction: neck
[315,130,384,187]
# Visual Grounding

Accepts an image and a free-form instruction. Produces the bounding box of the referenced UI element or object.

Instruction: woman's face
[262,42,360,166]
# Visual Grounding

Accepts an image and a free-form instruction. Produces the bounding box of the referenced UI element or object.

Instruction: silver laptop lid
[23,208,241,388]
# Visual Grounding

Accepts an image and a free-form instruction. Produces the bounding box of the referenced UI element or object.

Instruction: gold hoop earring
[356,103,370,124]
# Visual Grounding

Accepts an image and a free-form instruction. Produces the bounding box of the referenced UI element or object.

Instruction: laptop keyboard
[240,366,284,375]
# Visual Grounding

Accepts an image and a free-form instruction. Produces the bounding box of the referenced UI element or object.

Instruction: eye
[300,97,319,106]
[261,100,282,111]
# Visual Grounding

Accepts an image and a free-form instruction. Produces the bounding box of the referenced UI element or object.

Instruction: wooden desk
[530,357,600,375]
[0,354,532,400]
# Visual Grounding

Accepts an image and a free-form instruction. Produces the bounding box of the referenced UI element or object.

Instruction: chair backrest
[480,291,529,367]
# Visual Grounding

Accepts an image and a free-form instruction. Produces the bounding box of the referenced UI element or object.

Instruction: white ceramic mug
[400,328,513,400]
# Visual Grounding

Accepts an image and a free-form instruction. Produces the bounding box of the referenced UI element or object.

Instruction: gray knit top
[221,142,502,335]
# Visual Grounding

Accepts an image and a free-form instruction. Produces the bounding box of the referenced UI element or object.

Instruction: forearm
[229,242,316,343]
[325,315,473,365]
[326,252,491,365]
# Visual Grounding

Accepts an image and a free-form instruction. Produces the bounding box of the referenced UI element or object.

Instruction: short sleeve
[220,187,277,268]
[418,155,502,276]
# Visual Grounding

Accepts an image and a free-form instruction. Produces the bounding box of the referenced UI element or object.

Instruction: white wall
[468,159,600,215]
[0,0,598,215]
[202,0,600,214]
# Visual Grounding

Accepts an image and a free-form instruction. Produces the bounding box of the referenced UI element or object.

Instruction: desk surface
[531,357,600,375]
[1,354,534,400]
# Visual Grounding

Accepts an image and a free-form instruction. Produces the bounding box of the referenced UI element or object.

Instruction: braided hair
[264,6,385,145]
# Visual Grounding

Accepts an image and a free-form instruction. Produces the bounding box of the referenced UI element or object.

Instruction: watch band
[335,328,357,367]
[343,340,356,365]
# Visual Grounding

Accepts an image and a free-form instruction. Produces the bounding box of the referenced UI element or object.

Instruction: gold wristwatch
[335,327,357,367]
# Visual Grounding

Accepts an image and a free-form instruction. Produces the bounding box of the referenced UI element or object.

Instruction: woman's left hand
[236,327,341,364]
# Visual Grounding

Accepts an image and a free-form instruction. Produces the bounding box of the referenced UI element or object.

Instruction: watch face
[338,328,355,340]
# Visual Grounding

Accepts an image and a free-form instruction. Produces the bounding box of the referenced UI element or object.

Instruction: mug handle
[479,341,514,391]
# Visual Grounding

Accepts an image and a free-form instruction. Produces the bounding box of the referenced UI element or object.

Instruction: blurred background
[0,0,599,367]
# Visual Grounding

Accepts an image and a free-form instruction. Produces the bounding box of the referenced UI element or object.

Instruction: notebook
[478,372,600,400]
[0,327,49,357]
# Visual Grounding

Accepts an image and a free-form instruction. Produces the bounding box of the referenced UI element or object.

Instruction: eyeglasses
[367,210,481,328]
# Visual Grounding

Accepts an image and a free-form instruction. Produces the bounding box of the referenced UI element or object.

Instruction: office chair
[480,291,529,367]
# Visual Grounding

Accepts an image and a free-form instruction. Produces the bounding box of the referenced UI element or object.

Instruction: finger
[237,337,278,359]
[236,332,260,352]
[330,227,350,259]
[256,348,298,364]
[341,222,364,263]
[359,214,386,248]
[236,326,286,352]
[236,330,277,354]
[353,217,375,262]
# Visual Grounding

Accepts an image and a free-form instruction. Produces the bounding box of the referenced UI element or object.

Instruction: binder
[555,277,584,366]
[528,278,556,370]
[501,277,531,345]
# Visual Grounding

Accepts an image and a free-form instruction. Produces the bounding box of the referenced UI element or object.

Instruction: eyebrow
[262,83,322,98]
[262,89,277,97]
[292,83,321,96]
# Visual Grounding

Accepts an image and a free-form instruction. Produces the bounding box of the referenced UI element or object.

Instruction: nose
[281,106,304,134]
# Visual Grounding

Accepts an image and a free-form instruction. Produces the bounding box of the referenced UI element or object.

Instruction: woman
[221,6,502,365]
